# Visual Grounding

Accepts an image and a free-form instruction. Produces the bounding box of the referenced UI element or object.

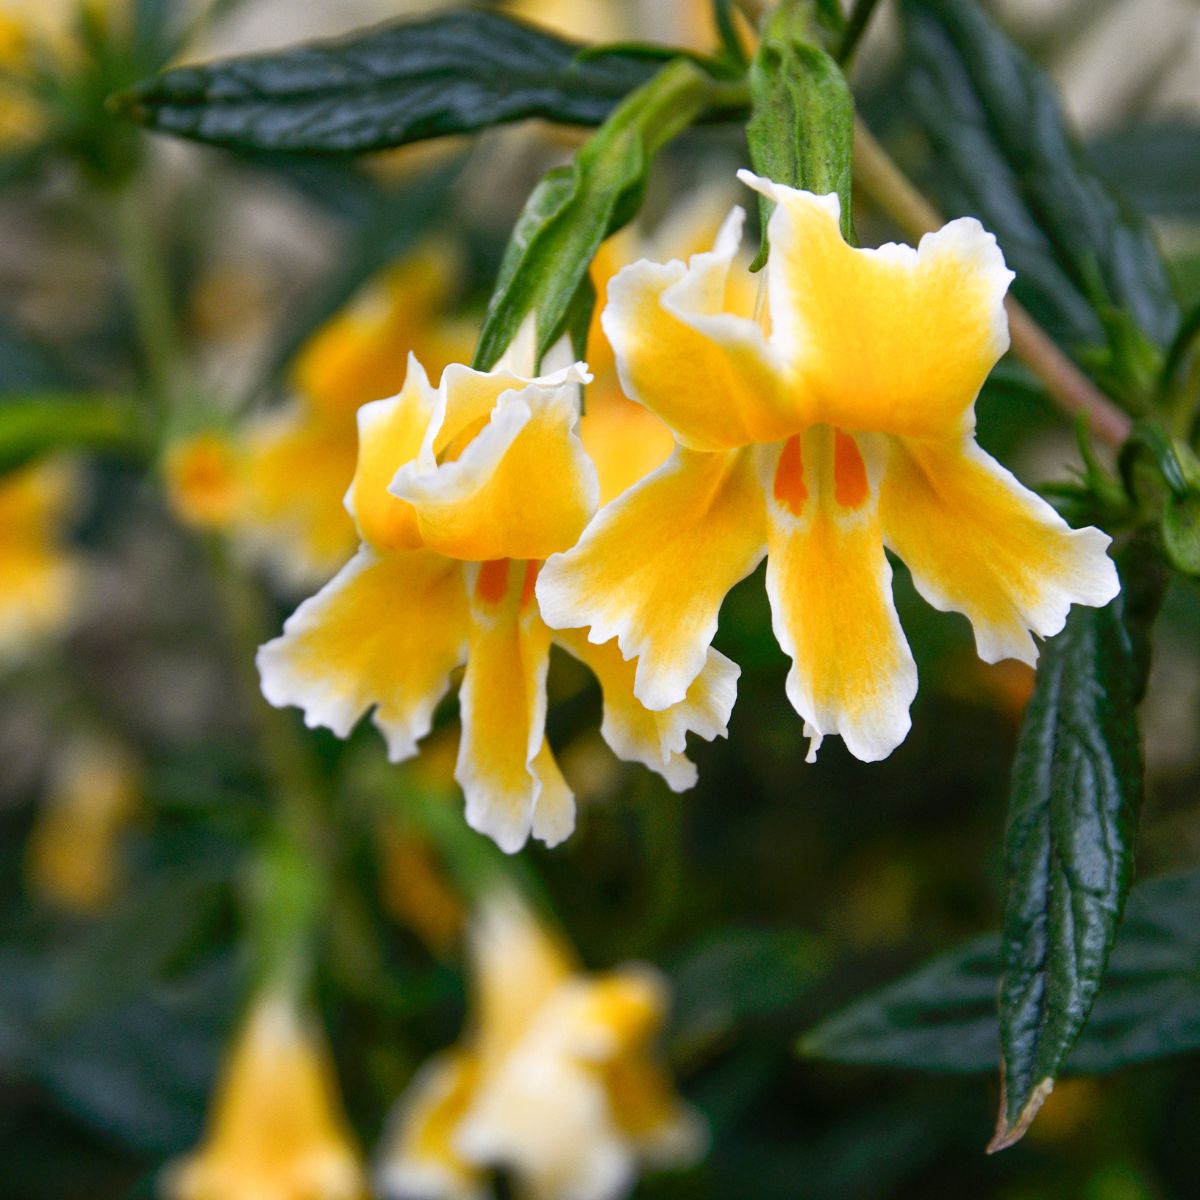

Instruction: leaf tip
[987,1075,1054,1154]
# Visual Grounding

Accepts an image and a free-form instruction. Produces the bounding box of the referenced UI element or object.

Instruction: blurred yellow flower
[379,892,704,1200]
[163,431,245,530]
[538,172,1120,763]
[378,823,465,957]
[164,991,365,1200]
[0,457,80,665]
[239,248,474,587]
[25,735,139,913]
[258,326,735,852]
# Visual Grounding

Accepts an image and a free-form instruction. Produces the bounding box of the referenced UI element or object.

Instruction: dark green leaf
[801,933,1000,1073]
[994,540,1166,1148]
[1088,122,1200,220]
[115,11,695,155]
[48,860,232,1028]
[801,869,1200,1077]
[671,927,824,1056]
[474,57,727,370]
[747,2,853,267]
[902,0,1180,361]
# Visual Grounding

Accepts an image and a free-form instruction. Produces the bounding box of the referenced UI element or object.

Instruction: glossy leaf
[747,2,854,267]
[116,11,687,154]
[801,869,1200,1077]
[473,57,726,371]
[993,541,1165,1148]
[902,0,1180,361]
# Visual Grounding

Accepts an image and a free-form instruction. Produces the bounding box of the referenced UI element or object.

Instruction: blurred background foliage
[1,0,1199,1198]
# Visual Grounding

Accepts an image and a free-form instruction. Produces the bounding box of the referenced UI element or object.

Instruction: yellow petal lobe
[538,447,766,710]
[601,209,796,451]
[392,371,598,562]
[456,561,573,853]
[763,430,918,762]
[742,171,1013,439]
[879,436,1119,665]
[257,547,469,761]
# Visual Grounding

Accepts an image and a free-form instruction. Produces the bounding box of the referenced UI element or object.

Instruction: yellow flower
[164,992,364,1200]
[25,735,139,913]
[258,328,736,852]
[171,249,474,588]
[163,431,245,530]
[537,172,1120,763]
[0,457,80,665]
[379,892,704,1200]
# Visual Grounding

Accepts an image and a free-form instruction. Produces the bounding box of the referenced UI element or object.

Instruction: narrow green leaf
[746,2,853,267]
[0,394,146,471]
[902,0,1180,362]
[992,540,1166,1150]
[474,57,725,371]
[801,869,1200,1076]
[114,11,694,155]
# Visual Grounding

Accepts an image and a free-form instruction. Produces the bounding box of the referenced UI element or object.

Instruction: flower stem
[837,0,885,64]
[115,177,183,411]
[851,117,1133,448]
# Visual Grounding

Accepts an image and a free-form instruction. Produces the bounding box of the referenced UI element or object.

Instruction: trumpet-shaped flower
[379,892,704,1200]
[538,172,1120,763]
[0,457,80,665]
[164,991,364,1200]
[258,335,736,852]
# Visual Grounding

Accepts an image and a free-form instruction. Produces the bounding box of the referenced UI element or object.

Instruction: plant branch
[837,0,885,63]
[115,178,183,410]
[852,117,1133,448]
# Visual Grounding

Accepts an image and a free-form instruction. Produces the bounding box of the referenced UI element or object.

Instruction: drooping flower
[26,735,139,913]
[257,328,736,852]
[378,892,704,1200]
[163,991,364,1200]
[166,248,473,588]
[0,457,80,666]
[538,172,1120,763]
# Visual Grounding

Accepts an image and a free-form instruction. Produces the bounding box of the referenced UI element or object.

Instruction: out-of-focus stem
[852,117,1134,448]
[115,180,182,410]
[837,0,884,63]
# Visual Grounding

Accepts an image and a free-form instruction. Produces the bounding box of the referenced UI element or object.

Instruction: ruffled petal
[763,430,918,762]
[601,208,796,451]
[391,366,599,562]
[879,435,1120,665]
[553,627,738,791]
[377,1052,487,1200]
[345,355,439,554]
[257,546,468,761]
[538,447,766,711]
[456,561,574,853]
[740,171,1013,440]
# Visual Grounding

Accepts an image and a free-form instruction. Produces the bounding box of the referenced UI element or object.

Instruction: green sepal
[746,1,854,269]
[473,57,728,372]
